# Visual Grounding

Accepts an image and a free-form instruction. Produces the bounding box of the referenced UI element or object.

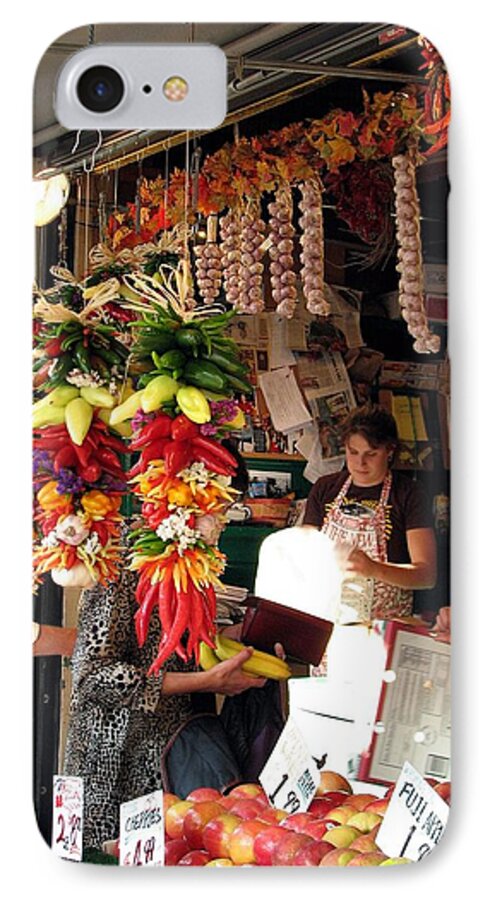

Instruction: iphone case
[32,21,450,867]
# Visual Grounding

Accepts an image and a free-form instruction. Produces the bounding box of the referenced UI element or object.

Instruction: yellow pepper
[37,480,72,512]
[167,483,194,507]
[81,490,117,518]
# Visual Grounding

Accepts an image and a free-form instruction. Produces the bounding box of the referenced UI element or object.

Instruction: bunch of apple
[107,771,451,866]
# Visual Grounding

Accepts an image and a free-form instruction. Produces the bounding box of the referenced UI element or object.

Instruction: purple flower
[33,450,54,477]
[200,423,219,436]
[210,399,239,425]
[56,468,84,495]
[131,409,155,431]
[100,474,127,492]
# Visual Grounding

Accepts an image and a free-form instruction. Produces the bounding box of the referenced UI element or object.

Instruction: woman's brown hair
[340,404,399,451]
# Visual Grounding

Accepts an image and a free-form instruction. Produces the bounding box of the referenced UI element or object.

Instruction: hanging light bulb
[33,173,70,227]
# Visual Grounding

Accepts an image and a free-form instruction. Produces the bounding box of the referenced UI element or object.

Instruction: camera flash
[163,76,188,102]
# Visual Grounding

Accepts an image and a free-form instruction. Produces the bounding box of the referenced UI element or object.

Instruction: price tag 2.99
[376,761,449,862]
[259,717,320,814]
[52,775,84,862]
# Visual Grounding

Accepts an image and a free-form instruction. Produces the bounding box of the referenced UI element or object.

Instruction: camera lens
[76,66,124,113]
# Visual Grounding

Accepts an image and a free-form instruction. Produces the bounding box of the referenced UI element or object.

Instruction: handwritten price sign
[119,790,165,867]
[52,776,84,862]
[376,761,449,862]
[259,717,320,814]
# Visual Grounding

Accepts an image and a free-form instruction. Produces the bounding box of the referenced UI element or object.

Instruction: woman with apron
[303,405,437,672]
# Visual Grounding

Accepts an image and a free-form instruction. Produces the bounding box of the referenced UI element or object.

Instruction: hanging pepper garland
[32,271,133,588]
[104,260,251,673]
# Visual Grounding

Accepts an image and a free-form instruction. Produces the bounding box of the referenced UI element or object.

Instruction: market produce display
[105,771,451,866]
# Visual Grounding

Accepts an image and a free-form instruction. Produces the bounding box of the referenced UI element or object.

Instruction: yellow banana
[214,634,291,680]
[198,642,221,671]
[65,397,93,445]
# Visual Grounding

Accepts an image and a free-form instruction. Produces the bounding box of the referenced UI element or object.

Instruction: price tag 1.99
[376,761,449,862]
[119,790,165,866]
[52,775,84,862]
[259,717,320,814]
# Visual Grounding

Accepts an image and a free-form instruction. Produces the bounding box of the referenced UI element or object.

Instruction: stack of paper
[258,367,313,434]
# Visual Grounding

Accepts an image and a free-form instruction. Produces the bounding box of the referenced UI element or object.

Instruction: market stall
[33,21,450,866]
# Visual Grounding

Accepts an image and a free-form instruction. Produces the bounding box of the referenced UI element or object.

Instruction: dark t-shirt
[303,469,433,564]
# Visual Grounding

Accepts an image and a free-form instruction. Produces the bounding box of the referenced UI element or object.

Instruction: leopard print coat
[62,565,195,852]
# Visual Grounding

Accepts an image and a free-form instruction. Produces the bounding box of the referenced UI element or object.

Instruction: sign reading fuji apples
[376,761,449,862]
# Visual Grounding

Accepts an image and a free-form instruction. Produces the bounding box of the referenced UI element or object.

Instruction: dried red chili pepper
[163,441,193,476]
[170,414,200,442]
[191,435,238,469]
[134,583,159,647]
[130,414,172,449]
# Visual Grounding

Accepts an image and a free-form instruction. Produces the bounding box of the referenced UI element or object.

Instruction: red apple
[177,850,211,866]
[308,797,348,818]
[281,812,318,833]
[315,771,352,796]
[163,792,181,817]
[434,781,451,805]
[319,848,361,866]
[186,787,223,803]
[256,808,287,825]
[327,805,357,825]
[293,841,335,866]
[253,825,288,866]
[368,823,381,841]
[229,820,265,865]
[271,832,314,866]
[165,800,193,839]
[323,825,362,848]
[218,796,238,811]
[349,833,380,854]
[165,838,190,866]
[345,811,383,833]
[183,801,224,849]
[229,798,267,820]
[343,793,380,811]
[347,851,388,866]
[205,858,234,866]
[202,813,242,859]
[364,798,390,817]
[300,820,332,840]
[227,784,268,803]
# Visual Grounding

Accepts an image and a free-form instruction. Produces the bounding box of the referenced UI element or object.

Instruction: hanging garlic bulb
[235,203,266,314]
[194,215,223,304]
[392,154,440,354]
[298,178,330,316]
[220,209,242,307]
[268,185,298,319]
